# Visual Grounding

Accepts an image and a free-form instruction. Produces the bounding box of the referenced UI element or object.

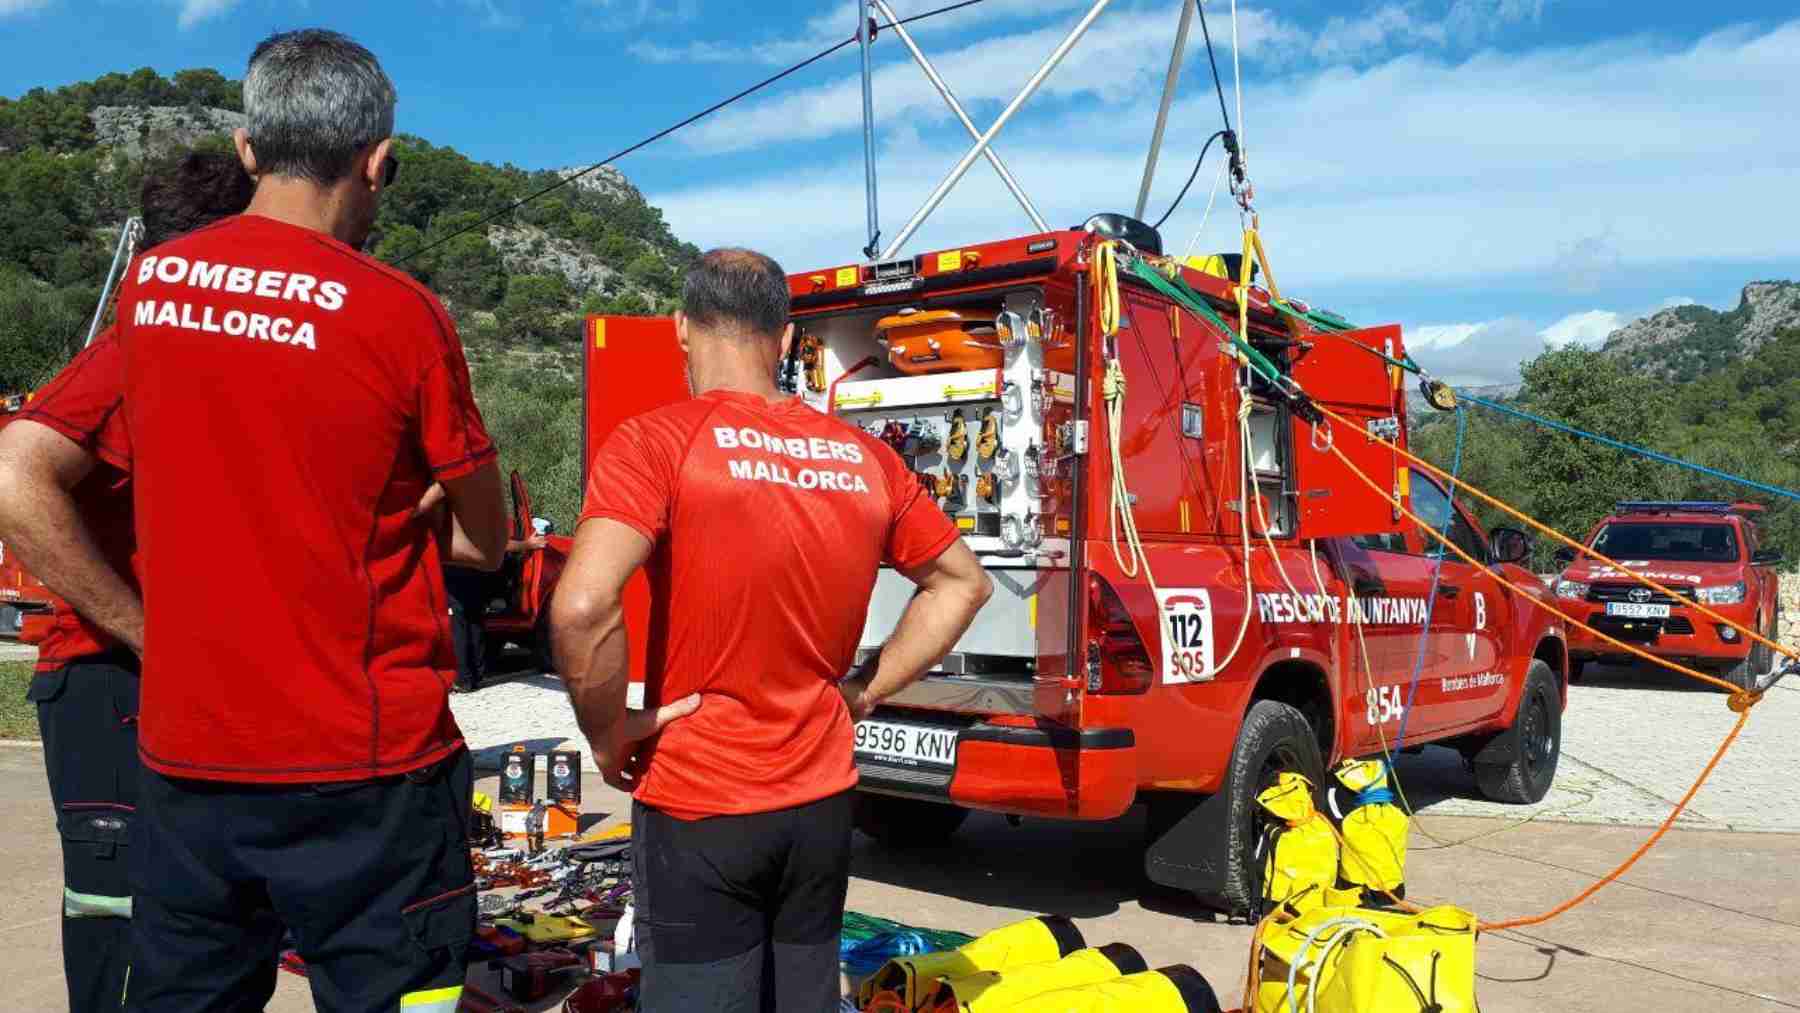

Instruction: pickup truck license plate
[854,719,958,769]
[1606,602,1671,619]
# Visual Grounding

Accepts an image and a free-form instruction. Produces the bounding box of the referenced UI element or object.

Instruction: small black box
[548,749,581,805]
[498,747,536,805]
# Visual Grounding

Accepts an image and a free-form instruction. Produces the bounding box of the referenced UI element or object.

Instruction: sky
[3,0,1797,386]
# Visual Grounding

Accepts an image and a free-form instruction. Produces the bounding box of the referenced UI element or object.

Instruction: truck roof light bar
[1614,500,1765,516]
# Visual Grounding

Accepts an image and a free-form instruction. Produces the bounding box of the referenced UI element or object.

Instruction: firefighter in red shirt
[0,30,507,1013]
[0,151,249,1013]
[553,249,992,1012]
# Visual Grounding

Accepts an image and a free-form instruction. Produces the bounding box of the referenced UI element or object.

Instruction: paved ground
[0,642,36,662]
[4,645,1796,1010]
[1,748,1795,1012]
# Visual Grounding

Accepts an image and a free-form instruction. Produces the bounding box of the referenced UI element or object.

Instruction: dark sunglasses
[381,154,400,187]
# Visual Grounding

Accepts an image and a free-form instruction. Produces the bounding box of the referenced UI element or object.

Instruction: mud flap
[1143,791,1235,905]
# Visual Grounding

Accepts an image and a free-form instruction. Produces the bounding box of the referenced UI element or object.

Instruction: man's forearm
[860,583,986,705]
[555,604,632,756]
[0,473,142,652]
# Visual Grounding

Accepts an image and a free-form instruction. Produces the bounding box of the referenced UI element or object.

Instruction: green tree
[498,274,572,345]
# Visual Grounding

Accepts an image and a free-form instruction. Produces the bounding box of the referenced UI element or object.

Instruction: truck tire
[1214,700,1326,917]
[1474,660,1561,804]
[852,791,969,847]
[1720,617,1771,693]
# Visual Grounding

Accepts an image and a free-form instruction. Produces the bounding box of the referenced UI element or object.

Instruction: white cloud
[0,0,51,16]
[1657,296,1697,310]
[581,0,699,29]
[171,0,236,28]
[650,18,1800,298]
[1541,309,1623,348]
[455,0,520,29]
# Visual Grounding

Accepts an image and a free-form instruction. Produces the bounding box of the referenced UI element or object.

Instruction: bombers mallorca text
[131,255,349,352]
[1256,591,1430,626]
[714,427,872,494]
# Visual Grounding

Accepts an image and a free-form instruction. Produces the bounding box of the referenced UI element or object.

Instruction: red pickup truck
[1554,501,1782,690]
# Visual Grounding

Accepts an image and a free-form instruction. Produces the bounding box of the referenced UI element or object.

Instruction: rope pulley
[1420,376,1457,412]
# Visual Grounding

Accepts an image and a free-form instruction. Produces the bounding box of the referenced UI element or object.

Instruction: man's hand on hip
[593,693,702,793]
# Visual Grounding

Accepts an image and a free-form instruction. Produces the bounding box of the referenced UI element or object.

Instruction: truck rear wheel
[1474,659,1560,804]
[1215,700,1326,917]
[852,791,969,847]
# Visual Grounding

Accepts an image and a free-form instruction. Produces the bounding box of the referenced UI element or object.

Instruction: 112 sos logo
[1158,589,1216,684]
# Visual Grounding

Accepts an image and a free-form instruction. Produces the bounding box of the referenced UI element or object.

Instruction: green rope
[1122,258,1287,387]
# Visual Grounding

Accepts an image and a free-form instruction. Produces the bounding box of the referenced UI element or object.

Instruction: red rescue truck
[0,395,55,642]
[1554,501,1781,690]
[580,217,1568,913]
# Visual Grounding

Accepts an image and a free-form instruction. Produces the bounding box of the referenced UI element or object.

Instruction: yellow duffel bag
[1253,903,1478,1013]
[921,943,1145,1012]
[1255,772,1338,916]
[1332,759,1409,902]
[1002,965,1223,1013]
[858,915,1085,1009]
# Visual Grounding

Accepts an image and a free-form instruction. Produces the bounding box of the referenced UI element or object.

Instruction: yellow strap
[399,985,463,1011]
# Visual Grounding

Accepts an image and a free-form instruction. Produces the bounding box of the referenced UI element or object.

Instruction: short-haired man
[0,149,250,1013]
[0,30,507,1013]
[554,248,991,1011]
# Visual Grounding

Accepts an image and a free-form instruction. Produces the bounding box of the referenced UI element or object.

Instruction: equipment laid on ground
[549,750,582,804]
[1327,759,1407,904]
[859,915,1085,1009]
[999,965,1223,1013]
[1253,772,1338,916]
[922,943,1146,1011]
[1251,903,1478,1013]
[498,747,536,804]
[495,948,585,1002]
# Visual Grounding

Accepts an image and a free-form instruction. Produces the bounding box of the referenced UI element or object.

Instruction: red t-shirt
[580,389,959,820]
[117,214,496,783]
[9,332,137,671]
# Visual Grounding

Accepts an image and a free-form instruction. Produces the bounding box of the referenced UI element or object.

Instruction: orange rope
[1319,430,1750,696]
[1479,707,1749,930]
[1317,403,1795,664]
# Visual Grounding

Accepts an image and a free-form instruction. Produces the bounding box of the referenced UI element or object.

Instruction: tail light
[1086,574,1154,694]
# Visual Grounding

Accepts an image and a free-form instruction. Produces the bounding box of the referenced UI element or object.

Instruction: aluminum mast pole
[880,0,1114,260]
[1133,0,1197,221]
[857,1,882,258]
[870,0,1049,234]
[85,217,142,348]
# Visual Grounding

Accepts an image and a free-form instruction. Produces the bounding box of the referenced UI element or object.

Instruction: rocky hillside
[1601,281,1800,382]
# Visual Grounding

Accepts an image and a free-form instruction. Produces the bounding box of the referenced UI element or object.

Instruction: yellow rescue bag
[858,914,1085,1009]
[1254,772,1338,915]
[1252,903,1478,1013]
[1002,965,1224,1013]
[492,914,594,944]
[1332,759,1409,902]
[921,944,1145,1012]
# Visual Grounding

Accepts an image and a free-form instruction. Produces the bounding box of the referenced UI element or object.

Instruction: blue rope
[1355,786,1396,807]
[1394,405,1465,752]
[1461,394,1800,503]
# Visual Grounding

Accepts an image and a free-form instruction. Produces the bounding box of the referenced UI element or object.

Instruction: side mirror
[1551,546,1576,569]
[1752,549,1783,566]
[1489,527,1532,565]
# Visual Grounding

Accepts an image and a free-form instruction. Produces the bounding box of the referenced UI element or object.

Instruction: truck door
[1405,470,1509,733]
[1332,534,1439,754]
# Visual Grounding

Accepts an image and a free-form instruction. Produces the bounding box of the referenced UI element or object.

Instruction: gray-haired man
[0,29,506,1013]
